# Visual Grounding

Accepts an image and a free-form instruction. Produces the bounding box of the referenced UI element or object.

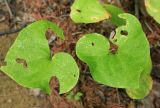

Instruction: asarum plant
[0,20,79,94]
[75,13,152,99]
[71,0,153,99]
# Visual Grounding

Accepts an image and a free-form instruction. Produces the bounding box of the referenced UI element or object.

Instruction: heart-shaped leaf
[145,0,160,24]
[76,13,151,89]
[0,20,79,94]
[70,0,111,23]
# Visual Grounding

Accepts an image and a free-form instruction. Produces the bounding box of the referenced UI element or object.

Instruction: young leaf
[0,20,79,94]
[76,13,151,90]
[70,0,111,23]
[103,4,125,26]
[145,0,160,24]
[74,92,83,101]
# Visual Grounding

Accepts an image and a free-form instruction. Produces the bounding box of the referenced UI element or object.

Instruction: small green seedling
[145,0,160,24]
[74,92,83,101]
[66,91,83,101]
[0,20,79,94]
[76,13,152,99]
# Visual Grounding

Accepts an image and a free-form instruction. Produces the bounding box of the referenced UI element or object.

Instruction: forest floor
[0,0,160,108]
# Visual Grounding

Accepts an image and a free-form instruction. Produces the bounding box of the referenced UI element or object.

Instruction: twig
[116,0,122,7]
[0,24,27,36]
[0,16,5,22]
[4,0,13,18]
[59,14,69,18]
[23,1,27,11]
[71,31,83,36]
[116,88,121,105]
[135,0,139,18]
[153,64,160,68]
[144,20,154,32]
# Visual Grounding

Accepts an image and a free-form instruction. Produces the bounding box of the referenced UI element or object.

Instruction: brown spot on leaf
[76,9,81,13]
[91,42,95,46]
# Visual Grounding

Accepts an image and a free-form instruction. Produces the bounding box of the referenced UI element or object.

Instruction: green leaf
[0,20,79,94]
[103,4,125,26]
[145,0,160,24]
[126,58,153,99]
[70,0,111,23]
[66,91,83,101]
[74,92,83,101]
[76,13,151,90]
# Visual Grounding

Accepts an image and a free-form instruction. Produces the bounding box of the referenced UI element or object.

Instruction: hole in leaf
[76,9,81,13]
[16,58,28,68]
[109,42,118,54]
[91,42,95,46]
[45,28,57,58]
[45,28,57,46]
[74,74,76,77]
[120,30,128,36]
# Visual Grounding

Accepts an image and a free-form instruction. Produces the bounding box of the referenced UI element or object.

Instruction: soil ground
[0,0,160,108]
